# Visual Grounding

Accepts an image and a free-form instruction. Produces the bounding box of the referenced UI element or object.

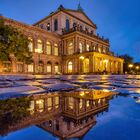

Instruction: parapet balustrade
[62,24,109,43]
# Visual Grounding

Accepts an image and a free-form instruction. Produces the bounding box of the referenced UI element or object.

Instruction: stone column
[89,55,93,73]
[93,56,95,73]
[121,62,123,74]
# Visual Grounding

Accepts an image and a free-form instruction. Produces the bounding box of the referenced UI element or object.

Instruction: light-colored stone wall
[34,10,96,35]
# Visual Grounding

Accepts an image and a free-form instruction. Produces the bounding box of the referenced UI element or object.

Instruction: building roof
[33,5,97,29]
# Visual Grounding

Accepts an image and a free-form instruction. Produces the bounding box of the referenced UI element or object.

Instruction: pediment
[65,10,95,27]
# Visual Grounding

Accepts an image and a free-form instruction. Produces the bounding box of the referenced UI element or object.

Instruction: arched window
[54,19,58,31]
[47,61,52,73]
[28,37,33,52]
[86,44,90,52]
[67,42,73,55]
[36,39,43,53]
[54,43,58,56]
[68,61,73,73]
[79,42,83,53]
[66,19,70,31]
[46,41,51,55]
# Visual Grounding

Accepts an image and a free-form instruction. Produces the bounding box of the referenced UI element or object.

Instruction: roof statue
[77,2,84,12]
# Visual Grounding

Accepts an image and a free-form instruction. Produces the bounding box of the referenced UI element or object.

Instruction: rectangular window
[54,65,59,73]
[54,44,58,56]
[28,64,34,72]
[46,42,51,55]
[47,65,51,73]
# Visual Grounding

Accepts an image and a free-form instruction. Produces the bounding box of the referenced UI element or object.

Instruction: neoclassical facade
[1,5,123,74]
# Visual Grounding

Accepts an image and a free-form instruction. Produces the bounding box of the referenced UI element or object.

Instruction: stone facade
[0,5,123,74]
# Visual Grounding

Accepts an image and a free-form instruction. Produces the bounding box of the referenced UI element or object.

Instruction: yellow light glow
[103,89,110,92]
[36,100,43,104]
[35,48,42,53]
[80,92,85,96]
[79,56,85,60]
[103,59,108,63]
[136,66,139,70]
[128,64,133,68]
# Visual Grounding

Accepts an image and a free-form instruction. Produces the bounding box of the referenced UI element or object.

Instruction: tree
[119,54,134,73]
[0,17,32,64]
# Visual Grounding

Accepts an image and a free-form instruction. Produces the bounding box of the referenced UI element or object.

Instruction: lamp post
[35,48,42,73]
[128,64,133,74]
[136,66,139,74]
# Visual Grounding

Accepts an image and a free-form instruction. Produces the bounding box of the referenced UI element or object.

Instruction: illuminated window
[47,63,52,73]
[46,41,51,55]
[68,97,74,109]
[68,61,73,73]
[54,44,58,56]
[54,65,59,73]
[28,64,34,72]
[79,42,83,53]
[37,39,43,53]
[68,42,73,55]
[48,97,52,111]
[86,44,90,51]
[28,37,33,52]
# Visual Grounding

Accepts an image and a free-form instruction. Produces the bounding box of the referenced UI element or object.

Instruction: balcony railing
[62,25,109,43]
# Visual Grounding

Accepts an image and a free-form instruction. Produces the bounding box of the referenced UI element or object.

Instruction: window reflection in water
[68,97,74,109]
[0,90,116,139]
[36,99,44,112]
[47,97,52,111]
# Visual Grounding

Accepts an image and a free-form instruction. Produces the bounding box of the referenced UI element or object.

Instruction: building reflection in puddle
[0,90,117,139]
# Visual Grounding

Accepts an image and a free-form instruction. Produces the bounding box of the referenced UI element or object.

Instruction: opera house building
[0,5,123,74]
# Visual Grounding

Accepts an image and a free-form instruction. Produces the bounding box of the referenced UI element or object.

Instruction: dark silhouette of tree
[119,54,133,73]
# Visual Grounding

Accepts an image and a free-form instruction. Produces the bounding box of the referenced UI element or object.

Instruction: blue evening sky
[0,0,140,62]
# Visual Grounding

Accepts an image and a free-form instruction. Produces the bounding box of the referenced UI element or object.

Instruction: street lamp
[128,64,133,68]
[128,64,133,74]
[35,48,42,73]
